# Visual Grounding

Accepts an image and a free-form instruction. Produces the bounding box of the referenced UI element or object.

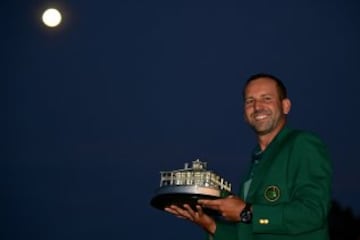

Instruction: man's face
[243,78,290,136]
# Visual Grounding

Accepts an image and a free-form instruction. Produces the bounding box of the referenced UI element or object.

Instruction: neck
[257,121,286,151]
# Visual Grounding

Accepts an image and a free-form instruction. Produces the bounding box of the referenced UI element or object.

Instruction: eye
[245,99,254,105]
[263,96,272,102]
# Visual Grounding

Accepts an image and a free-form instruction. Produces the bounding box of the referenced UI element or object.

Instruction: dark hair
[242,73,288,100]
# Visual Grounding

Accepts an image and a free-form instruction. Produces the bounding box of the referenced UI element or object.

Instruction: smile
[254,114,268,120]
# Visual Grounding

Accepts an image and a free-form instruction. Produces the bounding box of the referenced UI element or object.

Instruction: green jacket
[213,127,332,240]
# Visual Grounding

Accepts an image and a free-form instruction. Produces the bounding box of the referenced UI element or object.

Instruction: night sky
[4,0,360,239]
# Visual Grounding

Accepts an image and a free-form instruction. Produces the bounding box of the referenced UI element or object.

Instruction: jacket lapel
[245,127,293,202]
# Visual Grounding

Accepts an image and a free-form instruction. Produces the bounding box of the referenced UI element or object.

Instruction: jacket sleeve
[252,132,332,234]
[210,221,238,240]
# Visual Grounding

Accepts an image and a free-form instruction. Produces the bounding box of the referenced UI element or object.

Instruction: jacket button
[259,219,269,224]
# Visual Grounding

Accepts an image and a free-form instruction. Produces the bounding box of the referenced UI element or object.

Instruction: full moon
[42,8,62,27]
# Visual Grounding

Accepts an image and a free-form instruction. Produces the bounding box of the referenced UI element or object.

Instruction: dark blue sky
[4,0,360,239]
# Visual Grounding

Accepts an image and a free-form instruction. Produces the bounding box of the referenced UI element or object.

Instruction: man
[165,73,332,240]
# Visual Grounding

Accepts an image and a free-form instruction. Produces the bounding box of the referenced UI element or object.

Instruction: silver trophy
[150,159,232,216]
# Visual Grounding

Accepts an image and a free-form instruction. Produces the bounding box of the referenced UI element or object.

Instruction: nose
[253,99,263,111]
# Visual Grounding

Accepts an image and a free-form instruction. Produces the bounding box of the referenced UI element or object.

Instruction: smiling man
[165,73,332,240]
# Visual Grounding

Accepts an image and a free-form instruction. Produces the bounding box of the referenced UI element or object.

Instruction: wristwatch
[240,202,252,223]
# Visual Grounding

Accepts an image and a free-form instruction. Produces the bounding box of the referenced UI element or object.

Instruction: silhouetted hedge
[329,200,360,240]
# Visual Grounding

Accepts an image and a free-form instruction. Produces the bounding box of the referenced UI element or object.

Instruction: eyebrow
[245,93,274,99]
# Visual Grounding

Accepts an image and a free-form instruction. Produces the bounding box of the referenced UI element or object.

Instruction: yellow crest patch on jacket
[264,185,280,202]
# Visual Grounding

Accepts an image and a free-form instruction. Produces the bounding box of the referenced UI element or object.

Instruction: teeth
[255,115,267,120]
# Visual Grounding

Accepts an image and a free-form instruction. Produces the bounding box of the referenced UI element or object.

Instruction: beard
[251,119,277,136]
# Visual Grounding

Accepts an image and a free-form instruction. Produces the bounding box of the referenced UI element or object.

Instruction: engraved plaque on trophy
[150,159,232,216]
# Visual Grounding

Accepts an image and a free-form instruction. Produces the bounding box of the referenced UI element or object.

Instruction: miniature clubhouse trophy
[150,159,232,216]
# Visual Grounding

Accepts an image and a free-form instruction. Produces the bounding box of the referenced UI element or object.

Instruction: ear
[282,98,291,115]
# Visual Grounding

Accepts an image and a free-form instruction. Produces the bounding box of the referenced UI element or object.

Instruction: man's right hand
[164,204,216,235]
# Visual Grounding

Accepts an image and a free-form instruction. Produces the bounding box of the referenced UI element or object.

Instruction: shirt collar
[251,125,290,159]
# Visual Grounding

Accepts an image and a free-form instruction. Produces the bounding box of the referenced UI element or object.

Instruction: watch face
[240,210,252,223]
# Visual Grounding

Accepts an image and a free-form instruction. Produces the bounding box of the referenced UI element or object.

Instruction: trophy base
[150,185,231,216]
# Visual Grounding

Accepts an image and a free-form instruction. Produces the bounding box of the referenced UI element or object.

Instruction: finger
[165,208,187,219]
[165,204,183,213]
[182,204,197,220]
[199,200,222,209]
[183,204,195,214]
[195,205,204,216]
[197,199,209,205]
[165,205,191,219]
[164,206,181,216]
[177,204,196,220]
[198,199,221,206]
